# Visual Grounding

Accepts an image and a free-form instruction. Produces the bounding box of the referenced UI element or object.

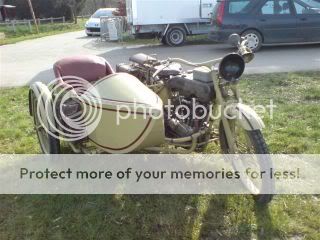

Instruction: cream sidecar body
[85,73,165,154]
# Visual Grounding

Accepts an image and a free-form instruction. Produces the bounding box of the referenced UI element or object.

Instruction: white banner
[0,154,319,194]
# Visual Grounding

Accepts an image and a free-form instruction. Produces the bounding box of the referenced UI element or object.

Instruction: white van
[126,0,217,46]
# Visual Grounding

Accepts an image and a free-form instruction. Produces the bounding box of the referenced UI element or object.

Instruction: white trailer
[126,0,217,46]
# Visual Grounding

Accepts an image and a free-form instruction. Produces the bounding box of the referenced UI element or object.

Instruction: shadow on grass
[0,195,200,239]
[1,195,268,239]
[197,196,257,240]
[196,196,230,239]
[197,196,282,240]
[254,203,281,240]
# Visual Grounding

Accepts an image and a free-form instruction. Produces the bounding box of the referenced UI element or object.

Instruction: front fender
[225,103,265,131]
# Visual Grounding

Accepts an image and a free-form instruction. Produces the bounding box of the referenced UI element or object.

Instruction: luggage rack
[100,16,126,42]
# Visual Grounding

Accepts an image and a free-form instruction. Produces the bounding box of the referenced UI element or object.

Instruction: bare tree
[58,0,87,24]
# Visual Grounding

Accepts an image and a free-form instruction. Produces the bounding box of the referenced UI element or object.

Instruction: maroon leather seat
[53,55,115,88]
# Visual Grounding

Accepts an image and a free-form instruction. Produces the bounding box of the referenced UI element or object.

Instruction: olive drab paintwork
[85,73,165,153]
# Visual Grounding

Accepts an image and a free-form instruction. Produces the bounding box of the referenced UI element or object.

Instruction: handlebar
[167,57,222,68]
[167,38,253,68]
[152,36,253,78]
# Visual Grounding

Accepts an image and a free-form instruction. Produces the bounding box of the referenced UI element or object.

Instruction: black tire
[31,91,61,154]
[219,122,269,154]
[161,37,167,45]
[28,90,34,117]
[219,122,273,205]
[87,33,93,37]
[165,27,187,47]
[241,30,263,52]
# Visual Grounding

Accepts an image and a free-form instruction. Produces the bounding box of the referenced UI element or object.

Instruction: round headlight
[219,53,245,82]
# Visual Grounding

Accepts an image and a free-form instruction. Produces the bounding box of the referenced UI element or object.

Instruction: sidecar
[29,55,165,154]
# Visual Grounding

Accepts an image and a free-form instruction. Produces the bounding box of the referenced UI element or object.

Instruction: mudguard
[225,103,265,131]
[29,82,57,133]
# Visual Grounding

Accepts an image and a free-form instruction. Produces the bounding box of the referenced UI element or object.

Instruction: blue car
[209,0,320,51]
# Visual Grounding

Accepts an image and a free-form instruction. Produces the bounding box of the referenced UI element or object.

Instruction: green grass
[240,72,320,154]
[0,72,320,239]
[0,19,88,45]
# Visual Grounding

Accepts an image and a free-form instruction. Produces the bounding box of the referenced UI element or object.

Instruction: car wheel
[165,27,187,47]
[87,33,93,37]
[241,30,263,52]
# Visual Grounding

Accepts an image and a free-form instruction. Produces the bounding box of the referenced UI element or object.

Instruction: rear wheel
[31,91,60,154]
[165,27,187,47]
[219,120,273,205]
[241,30,263,52]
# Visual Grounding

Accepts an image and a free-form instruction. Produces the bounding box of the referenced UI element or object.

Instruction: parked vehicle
[0,4,16,21]
[209,0,320,52]
[29,34,267,156]
[85,8,118,36]
[29,34,273,204]
[126,0,217,46]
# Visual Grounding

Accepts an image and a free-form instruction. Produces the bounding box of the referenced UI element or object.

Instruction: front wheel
[219,120,273,205]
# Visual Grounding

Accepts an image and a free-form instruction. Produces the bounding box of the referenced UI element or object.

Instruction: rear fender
[225,103,265,131]
[29,82,56,133]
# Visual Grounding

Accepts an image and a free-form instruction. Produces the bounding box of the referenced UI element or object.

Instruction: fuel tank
[84,73,165,153]
[166,66,215,103]
[166,76,214,103]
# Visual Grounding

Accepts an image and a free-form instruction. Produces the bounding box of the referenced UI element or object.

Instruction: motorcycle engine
[164,67,214,138]
[164,96,210,138]
[116,55,213,139]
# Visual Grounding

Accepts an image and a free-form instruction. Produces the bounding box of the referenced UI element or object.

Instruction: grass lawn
[0,19,88,45]
[0,72,319,239]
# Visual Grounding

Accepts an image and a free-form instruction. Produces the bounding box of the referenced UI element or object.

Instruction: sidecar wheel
[219,121,273,205]
[31,91,61,154]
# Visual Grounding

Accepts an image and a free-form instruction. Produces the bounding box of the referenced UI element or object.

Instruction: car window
[92,10,113,18]
[294,0,320,14]
[261,0,292,15]
[302,0,320,8]
[228,0,252,14]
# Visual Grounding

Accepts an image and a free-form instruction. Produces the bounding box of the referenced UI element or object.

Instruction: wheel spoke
[35,124,44,131]
[236,142,252,153]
